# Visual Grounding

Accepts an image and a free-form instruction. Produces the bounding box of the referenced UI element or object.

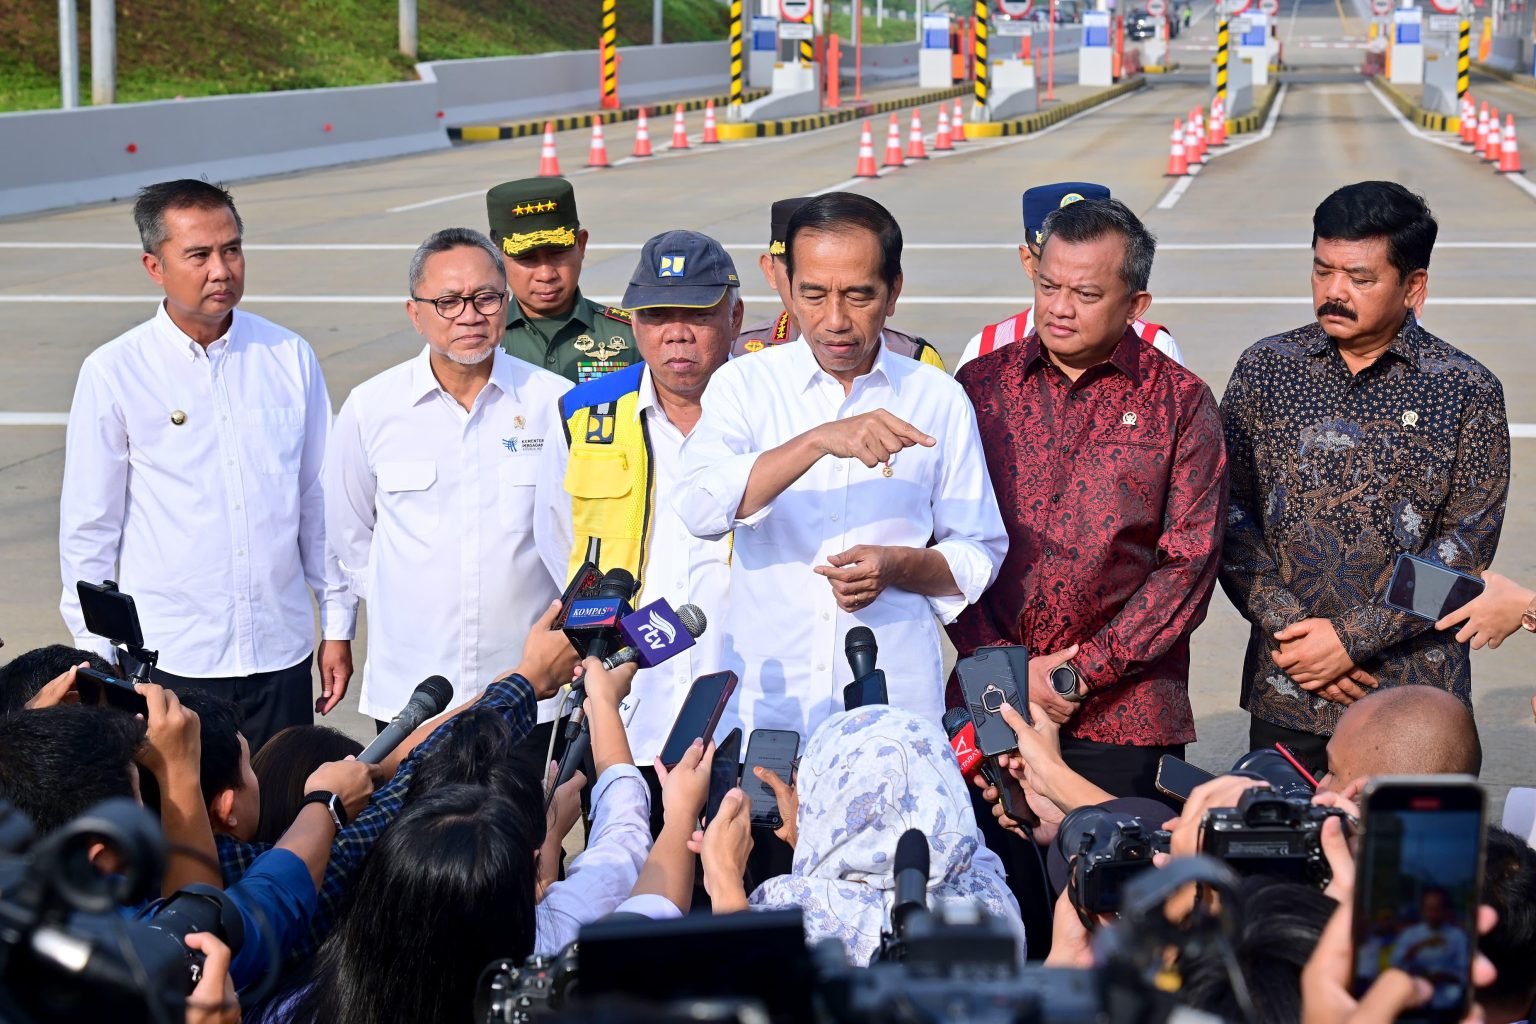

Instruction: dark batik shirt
[948,331,1228,747]
[1219,316,1509,735]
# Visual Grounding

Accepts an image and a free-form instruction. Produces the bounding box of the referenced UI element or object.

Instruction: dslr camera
[1055,807,1173,915]
[1200,748,1344,889]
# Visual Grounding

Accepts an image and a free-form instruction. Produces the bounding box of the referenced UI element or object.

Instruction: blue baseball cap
[1023,182,1112,249]
[623,229,741,310]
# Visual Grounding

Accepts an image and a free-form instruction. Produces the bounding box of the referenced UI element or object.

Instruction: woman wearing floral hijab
[698,705,1025,965]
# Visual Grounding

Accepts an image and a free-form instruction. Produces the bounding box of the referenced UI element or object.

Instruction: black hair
[407,707,546,850]
[783,191,903,290]
[0,707,146,835]
[1311,181,1437,281]
[171,688,247,810]
[251,725,363,845]
[132,178,243,255]
[1038,197,1157,295]
[0,644,118,715]
[283,784,542,1024]
[1177,878,1337,1024]
[1478,828,1536,1011]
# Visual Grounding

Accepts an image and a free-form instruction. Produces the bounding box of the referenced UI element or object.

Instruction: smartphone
[75,666,148,717]
[705,729,743,826]
[842,671,888,711]
[76,580,144,649]
[1384,554,1486,623]
[1154,754,1218,804]
[954,646,1030,757]
[658,671,739,768]
[743,729,800,829]
[1352,776,1486,1023]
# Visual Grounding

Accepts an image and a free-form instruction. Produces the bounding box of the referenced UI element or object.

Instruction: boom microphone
[357,675,453,765]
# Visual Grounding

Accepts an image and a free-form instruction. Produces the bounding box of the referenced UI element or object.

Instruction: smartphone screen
[743,729,800,828]
[76,581,144,649]
[1384,555,1487,623]
[1352,777,1485,1022]
[842,670,888,711]
[1155,754,1218,804]
[955,647,1029,757]
[658,671,738,768]
[705,729,742,826]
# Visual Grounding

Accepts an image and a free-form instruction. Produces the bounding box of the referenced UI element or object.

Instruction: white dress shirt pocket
[499,457,539,532]
[377,459,439,530]
[244,407,304,475]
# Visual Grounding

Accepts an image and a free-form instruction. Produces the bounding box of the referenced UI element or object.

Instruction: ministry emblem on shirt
[1402,410,1419,427]
[1121,411,1138,427]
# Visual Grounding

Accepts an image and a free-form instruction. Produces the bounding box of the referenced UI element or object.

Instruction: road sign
[1371,0,1392,13]
[1148,0,1168,16]
[998,0,1034,14]
[1224,0,1254,16]
[1259,0,1279,13]
[1427,0,1460,12]
[779,21,814,39]
[779,0,812,21]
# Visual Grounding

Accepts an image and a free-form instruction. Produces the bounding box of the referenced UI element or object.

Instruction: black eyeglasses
[410,290,507,319]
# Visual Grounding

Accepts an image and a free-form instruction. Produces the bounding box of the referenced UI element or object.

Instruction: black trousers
[1248,716,1330,778]
[149,653,313,754]
[1058,736,1185,803]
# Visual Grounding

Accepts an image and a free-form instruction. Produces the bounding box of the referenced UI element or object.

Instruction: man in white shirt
[325,228,572,730]
[534,229,739,814]
[59,179,349,751]
[678,192,1008,743]
[956,182,1185,372]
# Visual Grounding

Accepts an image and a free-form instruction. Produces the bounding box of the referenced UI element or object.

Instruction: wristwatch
[301,790,349,829]
[1520,593,1536,633]
[1050,662,1087,703]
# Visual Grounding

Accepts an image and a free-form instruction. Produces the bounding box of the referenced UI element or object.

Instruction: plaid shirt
[216,674,537,961]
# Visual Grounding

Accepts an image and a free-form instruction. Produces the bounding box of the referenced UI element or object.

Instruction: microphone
[845,626,878,679]
[562,568,638,662]
[891,828,931,936]
[357,675,453,765]
[600,601,707,670]
[942,706,1040,831]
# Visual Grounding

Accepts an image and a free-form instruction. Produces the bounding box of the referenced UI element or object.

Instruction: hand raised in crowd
[813,408,935,469]
[509,600,582,700]
[816,544,898,613]
[657,738,716,830]
[303,756,378,824]
[974,769,1065,846]
[1027,645,1081,725]
[538,762,586,900]
[183,932,240,1024]
[752,763,799,849]
[1301,900,1498,1024]
[1160,774,1268,864]
[1272,618,1357,689]
[23,662,86,710]
[1310,789,1360,904]
[580,656,637,711]
[699,788,755,913]
[1436,570,1534,650]
[134,683,201,783]
[315,638,353,716]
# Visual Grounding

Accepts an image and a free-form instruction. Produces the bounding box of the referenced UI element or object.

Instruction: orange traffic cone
[585,120,610,168]
[702,99,720,144]
[906,108,929,160]
[670,104,690,149]
[1486,108,1502,163]
[1476,102,1490,157]
[1210,95,1227,145]
[854,120,879,177]
[633,107,653,157]
[1460,94,1476,145]
[935,107,954,151]
[1498,114,1523,173]
[1165,119,1188,176]
[952,97,966,142]
[537,122,561,176]
[1184,115,1203,166]
[1192,109,1207,161]
[883,112,905,167]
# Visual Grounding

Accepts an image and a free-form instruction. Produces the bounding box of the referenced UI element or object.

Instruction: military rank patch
[743,340,765,353]
[601,306,632,324]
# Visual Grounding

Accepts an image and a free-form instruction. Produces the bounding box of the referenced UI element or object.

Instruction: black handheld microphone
[874,828,931,962]
[845,626,878,679]
[357,675,453,765]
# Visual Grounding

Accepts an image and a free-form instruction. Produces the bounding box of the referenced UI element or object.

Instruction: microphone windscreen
[415,674,453,715]
[895,828,929,880]
[677,603,708,638]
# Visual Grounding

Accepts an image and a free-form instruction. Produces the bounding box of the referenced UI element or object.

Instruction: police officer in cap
[733,196,947,370]
[488,177,638,385]
[957,182,1185,371]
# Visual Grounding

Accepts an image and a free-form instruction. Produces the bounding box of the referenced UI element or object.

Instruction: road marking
[8,293,1535,306]
[1366,80,1536,201]
[1156,83,1288,210]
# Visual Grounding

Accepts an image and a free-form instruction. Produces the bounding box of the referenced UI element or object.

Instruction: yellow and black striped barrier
[974,1,989,110]
[1371,75,1457,132]
[729,0,744,112]
[1457,19,1471,107]
[800,14,814,66]
[600,0,619,110]
[1224,79,1279,135]
[1216,19,1229,105]
[451,88,768,143]
[962,76,1145,136]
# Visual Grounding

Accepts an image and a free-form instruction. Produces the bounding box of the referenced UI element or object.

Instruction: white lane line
[1156,83,1289,211]
[6,239,1534,252]
[5,293,1536,306]
[1366,80,1536,201]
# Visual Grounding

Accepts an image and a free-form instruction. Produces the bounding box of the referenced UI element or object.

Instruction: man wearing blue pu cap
[957,182,1185,371]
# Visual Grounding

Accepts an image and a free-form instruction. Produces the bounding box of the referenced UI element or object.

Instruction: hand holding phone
[743,729,800,830]
[1385,554,1487,623]
[955,647,1039,830]
[1155,754,1218,804]
[705,729,742,826]
[658,671,738,769]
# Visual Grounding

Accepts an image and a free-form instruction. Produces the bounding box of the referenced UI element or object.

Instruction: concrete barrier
[836,42,920,83]
[1483,34,1526,73]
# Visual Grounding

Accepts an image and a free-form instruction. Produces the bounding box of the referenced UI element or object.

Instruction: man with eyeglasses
[489,177,639,386]
[324,227,576,729]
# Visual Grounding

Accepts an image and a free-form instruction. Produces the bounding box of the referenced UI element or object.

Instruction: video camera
[0,798,243,1024]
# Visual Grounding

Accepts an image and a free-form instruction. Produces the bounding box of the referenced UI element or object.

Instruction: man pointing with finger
[679,192,1007,741]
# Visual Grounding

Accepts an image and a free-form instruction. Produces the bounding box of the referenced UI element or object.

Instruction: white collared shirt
[325,346,571,721]
[534,366,733,761]
[59,303,344,677]
[677,338,1008,741]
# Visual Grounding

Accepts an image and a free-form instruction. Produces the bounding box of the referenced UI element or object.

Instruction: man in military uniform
[487,177,638,384]
[733,196,947,370]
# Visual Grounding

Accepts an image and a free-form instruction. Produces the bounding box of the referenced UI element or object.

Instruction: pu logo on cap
[658,253,687,278]
[1060,192,1085,207]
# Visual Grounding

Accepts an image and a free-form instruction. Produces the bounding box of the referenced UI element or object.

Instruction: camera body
[476,945,579,1023]
[1057,807,1172,915]
[1201,787,1340,888]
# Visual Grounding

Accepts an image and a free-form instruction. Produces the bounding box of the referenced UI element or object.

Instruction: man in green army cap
[487,177,638,385]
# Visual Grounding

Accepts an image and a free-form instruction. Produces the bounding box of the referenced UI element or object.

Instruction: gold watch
[1521,593,1536,633]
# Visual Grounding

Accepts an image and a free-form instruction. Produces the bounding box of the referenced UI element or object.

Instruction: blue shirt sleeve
[226,848,316,992]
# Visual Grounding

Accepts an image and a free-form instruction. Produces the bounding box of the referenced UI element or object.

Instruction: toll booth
[1213,32,1257,117]
[987,16,1040,117]
[1235,13,1270,85]
[920,13,954,88]
[1080,11,1115,85]
[749,16,778,88]
[737,17,821,120]
[1390,6,1426,84]
[1421,12,1462,115]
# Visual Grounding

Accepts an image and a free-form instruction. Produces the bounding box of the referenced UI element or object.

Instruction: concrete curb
[1371,75,1458,133]
[451,87,769,142]
[1471,61,1536,94]
[1226,79,1280,136]
[1145,63,1183,74]
[713,83,974,140]
[960,77,1147,138]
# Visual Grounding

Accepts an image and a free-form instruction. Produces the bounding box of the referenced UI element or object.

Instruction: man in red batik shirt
[949,197,1228,802]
